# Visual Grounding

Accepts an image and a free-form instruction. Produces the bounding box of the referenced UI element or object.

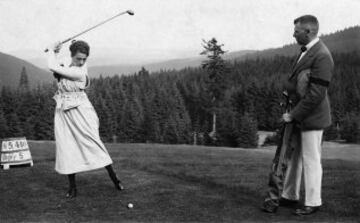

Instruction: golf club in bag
[262,90,300,209]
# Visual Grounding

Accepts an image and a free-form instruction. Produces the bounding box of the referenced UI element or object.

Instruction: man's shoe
[279,198,299,207]
[294,206,320,216]
[261,200,278,213]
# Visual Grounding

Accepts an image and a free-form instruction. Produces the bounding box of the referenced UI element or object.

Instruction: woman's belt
[53,91,89,111]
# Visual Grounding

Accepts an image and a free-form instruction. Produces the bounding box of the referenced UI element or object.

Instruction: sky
[0,0,359,64]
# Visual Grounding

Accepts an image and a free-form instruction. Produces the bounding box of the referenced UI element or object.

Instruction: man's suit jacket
[285,40,334,130]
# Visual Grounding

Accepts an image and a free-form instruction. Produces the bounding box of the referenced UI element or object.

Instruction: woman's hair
[69,40,90,57]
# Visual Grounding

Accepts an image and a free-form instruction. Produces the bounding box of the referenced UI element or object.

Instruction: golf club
[45,9,134,52]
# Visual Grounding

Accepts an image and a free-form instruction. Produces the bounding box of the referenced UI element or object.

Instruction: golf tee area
[0,141,359,222]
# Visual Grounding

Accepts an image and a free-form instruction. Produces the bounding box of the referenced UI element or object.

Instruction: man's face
[293,23,310,46]
[71,52,87,67]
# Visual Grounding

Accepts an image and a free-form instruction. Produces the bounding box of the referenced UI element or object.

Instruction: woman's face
[71,52,88,67]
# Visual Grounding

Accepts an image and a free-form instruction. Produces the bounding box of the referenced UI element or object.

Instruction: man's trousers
[282,130,324,207]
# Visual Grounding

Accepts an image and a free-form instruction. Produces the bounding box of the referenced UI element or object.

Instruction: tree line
[1,48,360,147]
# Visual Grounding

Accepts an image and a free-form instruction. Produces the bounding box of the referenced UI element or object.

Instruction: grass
[0,142,359,222]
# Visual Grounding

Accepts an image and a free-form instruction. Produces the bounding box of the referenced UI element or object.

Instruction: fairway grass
[0,142,359,222]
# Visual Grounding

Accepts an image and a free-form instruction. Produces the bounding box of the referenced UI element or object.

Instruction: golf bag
[263,91,300,205]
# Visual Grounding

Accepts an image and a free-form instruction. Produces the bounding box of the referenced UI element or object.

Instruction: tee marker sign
[1,137,33,170]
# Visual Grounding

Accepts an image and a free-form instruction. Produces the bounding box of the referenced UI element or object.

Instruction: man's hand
[282,113,293,123]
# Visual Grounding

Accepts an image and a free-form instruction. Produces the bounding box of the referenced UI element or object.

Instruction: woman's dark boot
[66,187,77,198]
[105,165,124,190]
[66,174,77,198]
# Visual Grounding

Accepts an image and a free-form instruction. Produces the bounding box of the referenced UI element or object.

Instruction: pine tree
[33,85,55,140]
[0,109,9,138]
[121,92,144,142]
[324,123,340,141]
[163,115,179,144]
[216,108,238,147]
[168,82,192,143]
[138,66,150,78]
[201,38,227,143]
[94,95,113,142]
[7,113,23,137]
[17,90,37,139]
[18,67,30,91]
[143,83,168,143]
[236,112,259,148]
[340,112,360,143]
[1,86,16,115]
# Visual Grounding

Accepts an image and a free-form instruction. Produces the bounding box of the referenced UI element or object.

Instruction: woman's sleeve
[47,51,86,81]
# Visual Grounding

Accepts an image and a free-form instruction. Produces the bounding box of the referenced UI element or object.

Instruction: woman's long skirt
[54,103,112,174]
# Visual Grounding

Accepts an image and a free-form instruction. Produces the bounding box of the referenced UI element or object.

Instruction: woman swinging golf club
[45,40,124,198]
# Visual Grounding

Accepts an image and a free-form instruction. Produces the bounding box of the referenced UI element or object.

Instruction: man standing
[262,15,334,215]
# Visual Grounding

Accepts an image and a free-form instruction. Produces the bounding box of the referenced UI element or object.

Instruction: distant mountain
[3,26,358,86]
[0,52,52,88]
[88,26,360,77]
[88,50,255,77]
[239,26,360,60]
[8,49,48,69]
[89,64,140,77]
[89,56,209,77]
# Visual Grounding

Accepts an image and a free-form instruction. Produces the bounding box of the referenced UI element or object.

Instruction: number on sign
[2,142,8,151]
[19,151,24,160]
[2,153,15,162]
[8,142,13,150]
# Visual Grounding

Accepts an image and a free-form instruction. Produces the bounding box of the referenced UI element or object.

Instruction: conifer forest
[1,45,360,147]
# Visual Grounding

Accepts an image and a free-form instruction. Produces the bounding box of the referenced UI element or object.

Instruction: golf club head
[126,10,134,16]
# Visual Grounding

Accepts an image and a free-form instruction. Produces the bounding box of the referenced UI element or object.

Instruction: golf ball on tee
[127,203,133,208]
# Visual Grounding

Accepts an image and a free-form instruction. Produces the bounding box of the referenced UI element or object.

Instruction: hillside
[87,57,205,77]
[88,50,255,77]
[1,26,359,86]
[242,26,360,60]
[0,52,52,88]
[88,26,360,77]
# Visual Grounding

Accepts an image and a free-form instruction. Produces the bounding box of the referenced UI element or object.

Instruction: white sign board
[0,137,33,169]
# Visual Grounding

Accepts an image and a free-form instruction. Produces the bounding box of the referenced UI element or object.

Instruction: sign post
[0,137,33,170]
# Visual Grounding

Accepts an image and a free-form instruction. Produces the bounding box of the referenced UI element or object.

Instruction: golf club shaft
[45,10,134,52]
